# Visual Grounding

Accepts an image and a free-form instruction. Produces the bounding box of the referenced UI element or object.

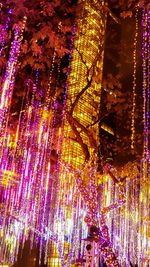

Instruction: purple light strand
[147,9,150,161]
[0,17,26,146]
[0,8,12,57]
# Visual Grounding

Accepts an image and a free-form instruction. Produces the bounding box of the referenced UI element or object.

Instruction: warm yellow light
[61,0,106,169]
[1,169,18,186]
[50,1,106,266]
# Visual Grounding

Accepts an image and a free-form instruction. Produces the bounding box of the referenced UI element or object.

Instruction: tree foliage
[0,0,79,130]
[0,1,147,265]
[0,0,146,167]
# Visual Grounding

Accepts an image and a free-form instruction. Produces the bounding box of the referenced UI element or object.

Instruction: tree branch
[87,110,114,128]
[66,112,97,155]
[70,47,101,115]
[70,76,92,115]
[107,8,121,24]
[74,46,89,72]
[66,113,90,161]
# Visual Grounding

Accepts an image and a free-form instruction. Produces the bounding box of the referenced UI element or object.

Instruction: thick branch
[107,169,119,183]
[66,112,97,152]
[70,47,101,115]
[70,77,92,115]
[87,110,113,128]
[70,47,92,115]
[74,46,89,72]
[66,113,90,161]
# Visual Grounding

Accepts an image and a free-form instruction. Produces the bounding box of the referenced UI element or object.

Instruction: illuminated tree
[0,1,149,267]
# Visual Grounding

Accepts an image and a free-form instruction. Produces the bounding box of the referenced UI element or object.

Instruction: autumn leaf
[120,11,133,19]
[21,40,28,54]
[0,56,7,68]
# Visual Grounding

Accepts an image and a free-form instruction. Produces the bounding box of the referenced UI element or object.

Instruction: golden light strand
[131,8,138,150]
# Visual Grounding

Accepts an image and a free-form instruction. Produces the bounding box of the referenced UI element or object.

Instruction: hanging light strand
[146,8,150,160]
[142,8,149,159]
[0,16,27,152]
[131,8,138,149]
[0,8,12,57]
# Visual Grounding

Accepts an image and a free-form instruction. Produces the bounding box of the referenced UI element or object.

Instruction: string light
[131,8,138,150]
[0,9,11,57]
[0,17,26,152]
[62,159,126,267]
[47,1,108,266]
[142,7,149,159]
[0,2,149,267]
[138,7,150,266]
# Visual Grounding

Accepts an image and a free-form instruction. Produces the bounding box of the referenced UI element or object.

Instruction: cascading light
[0,16,26,162]
[0,53,65,264]
[101,7,150,267]
[55,1,123,266]
[0,3,149,267]
[0,8,12,57]
[131,8,138,150]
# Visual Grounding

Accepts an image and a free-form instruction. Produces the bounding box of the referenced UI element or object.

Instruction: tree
[0,1,149,267]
